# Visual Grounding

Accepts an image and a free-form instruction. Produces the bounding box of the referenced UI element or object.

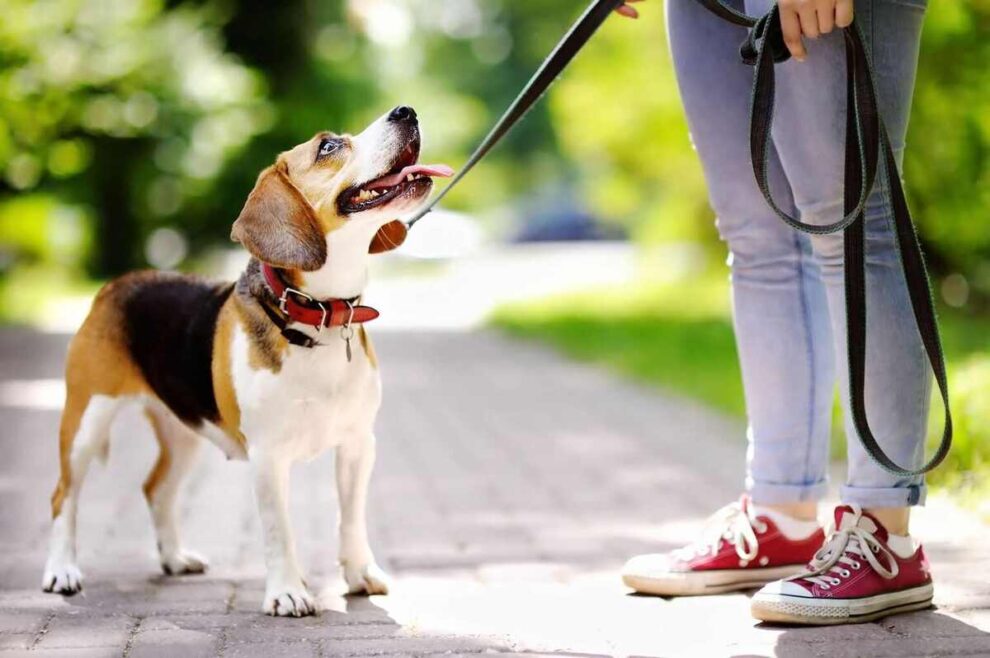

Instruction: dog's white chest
[231,326,381,459]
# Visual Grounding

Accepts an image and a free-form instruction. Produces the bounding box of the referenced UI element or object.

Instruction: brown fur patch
[51,277,150,518]
[359,326,377,369]
[233,260,290,373]
[212,297,247,449]
[142,407,173,502]
[231,162,327,271]
[237,301,288,373]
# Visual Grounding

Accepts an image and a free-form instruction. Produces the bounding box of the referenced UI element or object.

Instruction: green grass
[491,273,990,513]
[0,265,101,328]
[493,273,744,416]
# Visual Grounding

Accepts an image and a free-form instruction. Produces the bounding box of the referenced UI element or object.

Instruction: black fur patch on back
[121,274,234,426]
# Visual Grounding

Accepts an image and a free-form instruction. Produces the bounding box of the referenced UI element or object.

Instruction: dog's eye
[317,138,343,160]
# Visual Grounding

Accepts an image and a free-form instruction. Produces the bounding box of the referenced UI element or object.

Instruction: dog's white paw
[42,563,83,595]
[344,562,391,596]
[161,549,208,576]
[263,584,317,617]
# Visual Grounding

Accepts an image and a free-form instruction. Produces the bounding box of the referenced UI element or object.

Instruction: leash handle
[405,0,626,228]
[695,0,952,476]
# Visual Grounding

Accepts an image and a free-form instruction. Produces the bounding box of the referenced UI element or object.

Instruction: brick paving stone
[0,614,45,635]
[128,628,219,658]
[0,649,122,658]
[222,640,319,657]
[34,614,134,650]
[1,328,989,657]
[0,635,33,650]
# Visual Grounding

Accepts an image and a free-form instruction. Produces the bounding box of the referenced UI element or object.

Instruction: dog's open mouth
[339,141,453,214]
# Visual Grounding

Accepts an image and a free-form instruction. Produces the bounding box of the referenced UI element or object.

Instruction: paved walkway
[0,327,988,657]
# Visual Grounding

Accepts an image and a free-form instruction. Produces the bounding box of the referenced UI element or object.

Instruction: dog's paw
[263,585,317,617]
[42,563,83,595]
[344,562,391,596]
[161,549,208,576]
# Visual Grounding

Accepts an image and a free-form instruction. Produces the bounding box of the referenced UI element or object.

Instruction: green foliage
[548,9,711,247]
[492,277,990,502]
[905,1,990,298]
[0,0,271,274]
[493,271,744,416]
[0,0,986,310]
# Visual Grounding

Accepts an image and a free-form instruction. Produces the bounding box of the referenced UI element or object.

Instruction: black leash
[405,0,626,227]
[407,0,951,476]
[693,0,950,477]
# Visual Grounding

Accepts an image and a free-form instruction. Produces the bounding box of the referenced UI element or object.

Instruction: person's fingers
[816,0,835,34]
[615,4,640,19]
[835,0,854,28]
[779,6,807,61]
[797,3,820,39]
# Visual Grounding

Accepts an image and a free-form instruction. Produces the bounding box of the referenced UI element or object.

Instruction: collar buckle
[279,286,328,332]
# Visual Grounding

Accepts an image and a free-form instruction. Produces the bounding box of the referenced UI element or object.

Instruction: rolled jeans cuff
[747,477,829,504]
[840,483,927,508]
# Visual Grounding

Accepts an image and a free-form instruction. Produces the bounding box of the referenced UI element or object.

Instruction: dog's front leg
[336,434,390,595]
[250,450,315,616]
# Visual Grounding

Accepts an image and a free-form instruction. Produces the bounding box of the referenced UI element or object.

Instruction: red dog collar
[262,263,379,330]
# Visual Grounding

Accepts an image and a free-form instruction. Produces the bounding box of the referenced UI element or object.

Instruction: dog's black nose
[388,106,417,123]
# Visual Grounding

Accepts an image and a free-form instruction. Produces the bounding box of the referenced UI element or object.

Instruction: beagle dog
[41,106,452,617]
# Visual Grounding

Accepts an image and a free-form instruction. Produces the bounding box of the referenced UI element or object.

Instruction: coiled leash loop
[407,0,951,477]
[693,0,951,477]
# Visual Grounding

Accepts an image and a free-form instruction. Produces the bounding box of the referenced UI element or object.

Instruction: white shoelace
[674,499,766,563]
[800,504,898,589]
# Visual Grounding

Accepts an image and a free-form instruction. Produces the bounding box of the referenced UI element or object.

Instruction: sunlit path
[1,328,988,657]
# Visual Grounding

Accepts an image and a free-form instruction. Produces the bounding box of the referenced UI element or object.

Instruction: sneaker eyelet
[830,577,842,586]
[755,522,768,534]
[840,569,851,578]
[851,561,861,569]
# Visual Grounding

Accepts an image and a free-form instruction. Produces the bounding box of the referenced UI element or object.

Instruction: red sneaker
[622,496,824,596]
[751,505,934,625]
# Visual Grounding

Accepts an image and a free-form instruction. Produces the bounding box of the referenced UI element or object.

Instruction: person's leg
[667,0,835,508]
[746,0,934,624]
[746,0,930,517]
[621,0,835,597]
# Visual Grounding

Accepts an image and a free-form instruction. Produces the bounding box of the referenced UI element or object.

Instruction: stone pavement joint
[0,328,988,657]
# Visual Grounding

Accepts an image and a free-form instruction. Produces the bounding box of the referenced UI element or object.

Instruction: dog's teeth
[370,190,379,198]
[407,174,414,182]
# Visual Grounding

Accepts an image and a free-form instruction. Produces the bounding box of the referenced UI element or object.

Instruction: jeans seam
[794,231,817,490]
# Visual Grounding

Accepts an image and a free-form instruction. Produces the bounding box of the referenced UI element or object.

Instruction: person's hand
[779,0,853,61]
[614,0,643,19]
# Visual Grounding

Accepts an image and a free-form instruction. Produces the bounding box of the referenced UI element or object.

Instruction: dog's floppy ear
[231,162,327,271]
[369,220,408,254]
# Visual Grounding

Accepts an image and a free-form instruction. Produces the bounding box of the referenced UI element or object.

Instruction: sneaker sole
[623,564,807,597]
[751,582,934,625]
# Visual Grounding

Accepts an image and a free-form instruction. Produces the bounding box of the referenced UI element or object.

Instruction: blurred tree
[905,1,990,303]
[0,0,986,307]
[0,0,272,276]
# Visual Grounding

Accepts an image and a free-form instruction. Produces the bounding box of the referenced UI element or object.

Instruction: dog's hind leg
[44,392,122,595]
[336,433,390,595]
[143,404,207,576]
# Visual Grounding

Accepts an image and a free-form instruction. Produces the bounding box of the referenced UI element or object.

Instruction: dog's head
[231,106,452,271]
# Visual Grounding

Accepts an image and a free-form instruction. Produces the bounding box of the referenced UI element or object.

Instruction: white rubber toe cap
[622,553,676,579]
[756,577,812,599]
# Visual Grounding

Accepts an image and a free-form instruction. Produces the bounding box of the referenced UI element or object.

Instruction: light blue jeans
[666,0,931,507]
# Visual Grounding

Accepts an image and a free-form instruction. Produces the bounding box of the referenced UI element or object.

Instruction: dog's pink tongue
[366,164,454,190]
